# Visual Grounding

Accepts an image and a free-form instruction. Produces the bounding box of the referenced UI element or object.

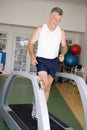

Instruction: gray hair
[51,7,63,15]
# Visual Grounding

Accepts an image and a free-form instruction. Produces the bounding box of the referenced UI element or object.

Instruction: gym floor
[0,75,83,130]
[55,81,85,130]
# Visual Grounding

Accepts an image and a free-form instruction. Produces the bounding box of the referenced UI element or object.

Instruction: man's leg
[32,71,53,119]
[38,71,53,102]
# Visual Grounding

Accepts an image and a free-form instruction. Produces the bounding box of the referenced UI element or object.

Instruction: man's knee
[43,80,49,90]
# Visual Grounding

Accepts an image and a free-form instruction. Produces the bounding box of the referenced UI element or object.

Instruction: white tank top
[36,24,61,59]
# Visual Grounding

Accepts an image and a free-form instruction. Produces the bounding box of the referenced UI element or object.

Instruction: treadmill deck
[8,104,70,130]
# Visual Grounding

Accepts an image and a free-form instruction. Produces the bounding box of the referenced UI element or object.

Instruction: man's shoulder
[37,24,43,29]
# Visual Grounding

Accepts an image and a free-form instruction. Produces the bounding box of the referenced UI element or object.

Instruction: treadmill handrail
[56,72,87,129]
[1,71,50,130]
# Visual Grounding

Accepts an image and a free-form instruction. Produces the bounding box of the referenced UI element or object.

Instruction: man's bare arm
[28,25,42,65]
[59,29,67,62]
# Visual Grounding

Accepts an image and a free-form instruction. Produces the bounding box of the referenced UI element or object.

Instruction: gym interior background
[0,0,87,76]
[0,0,87,130]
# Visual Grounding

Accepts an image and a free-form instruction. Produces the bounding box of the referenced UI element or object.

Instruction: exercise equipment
[0,71,74,130]
[64,53,78,67]
[1,71,87,129]
[57,62,69,82]
[70,44,81,55]
[56,72,87,130]
[0,51,6,71]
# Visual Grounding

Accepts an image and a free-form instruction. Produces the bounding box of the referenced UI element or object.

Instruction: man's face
[49,12,62,30]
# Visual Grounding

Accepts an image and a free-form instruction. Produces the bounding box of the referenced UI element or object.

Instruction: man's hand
[59,54,64,62]
[31,57,38,66]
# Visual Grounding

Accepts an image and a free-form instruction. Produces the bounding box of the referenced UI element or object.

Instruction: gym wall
[0,0,86,32]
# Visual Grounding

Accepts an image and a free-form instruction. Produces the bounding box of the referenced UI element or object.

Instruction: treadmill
[1,71,86,130]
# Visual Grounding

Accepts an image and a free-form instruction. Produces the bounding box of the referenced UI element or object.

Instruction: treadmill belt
[9,104,71,130]
[9,104,37,130]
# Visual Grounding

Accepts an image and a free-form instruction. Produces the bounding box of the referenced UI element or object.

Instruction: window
[14,36,28,71]
[0,33,7,51]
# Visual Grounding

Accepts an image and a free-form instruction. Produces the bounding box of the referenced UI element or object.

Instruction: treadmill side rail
[0,71,50,130]
[56,72,87,130]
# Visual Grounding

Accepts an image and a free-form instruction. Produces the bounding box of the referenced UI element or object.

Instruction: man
[28,7,67,119]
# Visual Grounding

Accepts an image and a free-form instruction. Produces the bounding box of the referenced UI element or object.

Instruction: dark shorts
[36,57,58,78]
